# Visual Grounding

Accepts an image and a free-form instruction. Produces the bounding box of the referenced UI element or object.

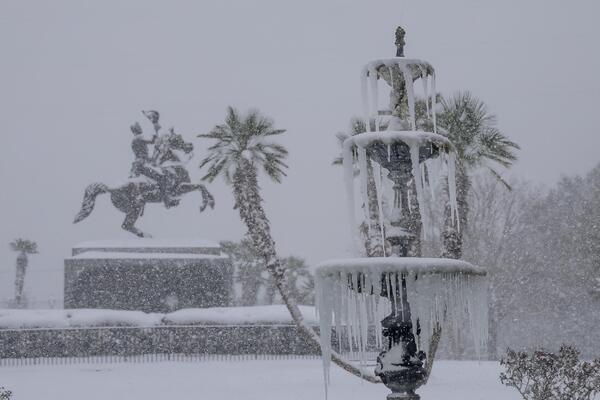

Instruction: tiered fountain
[316,27,488,400]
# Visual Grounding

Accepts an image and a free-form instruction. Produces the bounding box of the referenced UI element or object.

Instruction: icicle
[400,64,416,130]
[343,139,361,254]
[406,272,419,349]
[409,143,428,239]
[361,68,370,132]
[421,68,430,117]
[388,65,396,127]
[333,272,343,354]
[422,162,435,240]
[389,273,397,316]
[315,260,488,388]
[369,66,379,131]
[425,160,435,202]
[357,146,371,236]
[431,72,437,133]
[447,151,459,229]
[373,162,387,256]
[358,274,369,365]
[340,272,351,357]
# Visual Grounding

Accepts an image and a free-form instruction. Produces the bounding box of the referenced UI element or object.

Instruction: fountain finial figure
[73,110,215,237]
[395,26,406,57]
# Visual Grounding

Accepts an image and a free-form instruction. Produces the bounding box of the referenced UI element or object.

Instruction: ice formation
[342,131,458,246]
[347,57,458,245]
[325,52,485,393]
[315,258,488,382]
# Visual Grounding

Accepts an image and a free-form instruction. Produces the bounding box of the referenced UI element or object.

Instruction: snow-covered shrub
[500,345,600,400]
[0,387,11,400]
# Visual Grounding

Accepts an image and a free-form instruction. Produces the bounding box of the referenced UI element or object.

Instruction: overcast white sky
[1,0,599,301]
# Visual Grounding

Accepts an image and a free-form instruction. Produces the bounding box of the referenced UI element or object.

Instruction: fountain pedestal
[375,275,427,398]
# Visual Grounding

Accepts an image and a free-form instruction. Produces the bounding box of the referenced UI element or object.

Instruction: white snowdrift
[74,238,220,249]
[0,305,317,330]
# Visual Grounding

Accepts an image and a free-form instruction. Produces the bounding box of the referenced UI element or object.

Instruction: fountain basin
[315,257,488,389]
[363,58,435,80]
[316,257,485,278]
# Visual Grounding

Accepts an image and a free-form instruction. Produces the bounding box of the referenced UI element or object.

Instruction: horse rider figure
[129,112,179,208]
[143,110,185,207]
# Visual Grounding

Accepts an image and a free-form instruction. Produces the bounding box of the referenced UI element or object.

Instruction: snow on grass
[0,359,519,400]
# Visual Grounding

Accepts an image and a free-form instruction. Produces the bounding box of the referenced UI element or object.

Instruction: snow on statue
[73,110,215,237]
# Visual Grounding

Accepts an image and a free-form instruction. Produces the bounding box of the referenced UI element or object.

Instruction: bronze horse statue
[74,129,214,237]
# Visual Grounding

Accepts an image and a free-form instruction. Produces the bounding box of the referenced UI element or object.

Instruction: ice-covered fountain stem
[388,170,418,257]
[375,272,427,400]
[374,27,429,400]
[369,139,423,257]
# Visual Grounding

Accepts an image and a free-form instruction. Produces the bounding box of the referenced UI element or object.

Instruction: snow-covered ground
[1,359,519,400]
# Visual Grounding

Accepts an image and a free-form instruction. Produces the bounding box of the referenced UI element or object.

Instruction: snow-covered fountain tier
[316,27,488,400]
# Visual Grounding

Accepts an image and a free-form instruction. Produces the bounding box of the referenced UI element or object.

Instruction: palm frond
[201,158,229,182]
[487,167,513,191]
[438,91,519,173]
[225,106,241,131]
[199,106,288,184]
[9,239,38,254]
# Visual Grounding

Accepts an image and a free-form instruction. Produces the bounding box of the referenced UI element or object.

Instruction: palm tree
[9,238,38,308]
[264,256,315,305]
[220,239,266,306]
[199,106,379,383]
[437,91,520,259]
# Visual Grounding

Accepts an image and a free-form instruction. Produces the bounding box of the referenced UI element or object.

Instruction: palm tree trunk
[233,162,380,383]
[424,323,442,383]
[14,253,27,308]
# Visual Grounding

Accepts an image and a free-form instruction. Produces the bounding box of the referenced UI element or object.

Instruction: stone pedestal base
[387,394,420,400]
[64,238,233,312]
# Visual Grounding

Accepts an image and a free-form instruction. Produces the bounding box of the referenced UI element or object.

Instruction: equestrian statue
[74,110,215,237]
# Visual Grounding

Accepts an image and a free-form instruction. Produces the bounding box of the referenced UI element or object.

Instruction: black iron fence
[0,324,388,367]
[0,325,320,360]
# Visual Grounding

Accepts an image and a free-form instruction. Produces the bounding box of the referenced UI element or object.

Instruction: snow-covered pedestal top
[72,237,221,256]
[69,251,227,260]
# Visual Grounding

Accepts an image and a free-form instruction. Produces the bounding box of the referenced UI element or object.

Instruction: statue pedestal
[64,238,233,312]
[387,394,420,400]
